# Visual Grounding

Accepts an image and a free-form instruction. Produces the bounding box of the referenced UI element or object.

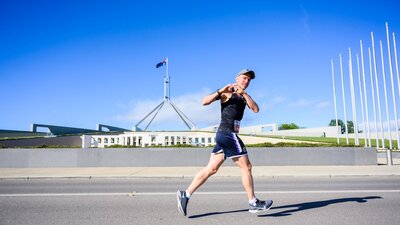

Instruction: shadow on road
[189,209,248,219]
[188,196,382,219]
[258,196,382,217]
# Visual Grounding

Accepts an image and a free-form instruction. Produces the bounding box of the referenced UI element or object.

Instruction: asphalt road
[1,176,399,225]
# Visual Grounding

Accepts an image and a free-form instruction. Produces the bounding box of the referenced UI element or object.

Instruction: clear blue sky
[1,0,399,131]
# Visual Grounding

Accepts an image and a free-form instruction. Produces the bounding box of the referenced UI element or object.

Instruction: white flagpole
[331,59,340,144]
[394,32,400,150]
[379,40,393,149]
[386,23,400,150]
[340,54,350,144]
[163,58,169,101]
[372,32,385,148]
[166,57,170,100]
[349,48,359,145]
[369,47,379,148]
[357,54,367,146]
[360,41,372,147]
[394,32,400,103]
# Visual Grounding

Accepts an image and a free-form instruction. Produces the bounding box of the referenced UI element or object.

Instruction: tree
[347,121,354,133]
[329,119,344,134]
[329,119,354,134]
[279,123,300,130]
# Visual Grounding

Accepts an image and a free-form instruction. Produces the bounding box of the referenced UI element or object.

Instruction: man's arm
[232,84,259,113]
[201,91,220,106]
[202,84,232,106]
[242,93,259,113]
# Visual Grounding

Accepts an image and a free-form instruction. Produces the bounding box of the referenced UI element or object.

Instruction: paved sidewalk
[0,165,399,179]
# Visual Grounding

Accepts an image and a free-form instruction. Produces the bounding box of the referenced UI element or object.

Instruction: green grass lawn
[261,135,398,149]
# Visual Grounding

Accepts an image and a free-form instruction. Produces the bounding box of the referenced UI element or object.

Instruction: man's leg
[186,153,225,195]
[233,155,273,213]
[177,153,225,216]
[232,155,255,201]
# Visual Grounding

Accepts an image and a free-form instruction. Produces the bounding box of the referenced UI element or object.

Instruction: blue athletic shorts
[212,131,248,159]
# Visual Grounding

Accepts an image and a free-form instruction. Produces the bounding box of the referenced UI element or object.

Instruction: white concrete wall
[261,126,339,137]
[0,147,378,167]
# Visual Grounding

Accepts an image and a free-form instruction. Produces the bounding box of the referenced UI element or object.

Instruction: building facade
[83,131,217,148]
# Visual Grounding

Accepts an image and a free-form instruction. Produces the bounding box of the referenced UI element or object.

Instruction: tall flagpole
[394,32,400,103]
[369,47,379,148]
[394,32,400,150]
[164,57,170,100]
[386,23,400,150]
[349,48,359,145]
[360,41,372,147]
[340,54,349,144]
[379,40,393,149]
[372,32,385,148]
[357,54,367,146]
[392,32,400,149]
[331,59,340,144]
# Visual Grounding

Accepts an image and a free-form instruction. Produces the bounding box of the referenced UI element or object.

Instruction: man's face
[235,74,252,90]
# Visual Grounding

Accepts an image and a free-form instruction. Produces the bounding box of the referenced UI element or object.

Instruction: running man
[177,69,273,216]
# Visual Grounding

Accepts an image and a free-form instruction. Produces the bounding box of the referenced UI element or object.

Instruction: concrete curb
[1,165,399,179]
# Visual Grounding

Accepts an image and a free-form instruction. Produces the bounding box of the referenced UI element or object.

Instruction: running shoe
[249,199,273,213]
[177,190,189,216]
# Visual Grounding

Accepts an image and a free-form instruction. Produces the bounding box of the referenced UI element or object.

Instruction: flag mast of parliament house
[134,57,197,131]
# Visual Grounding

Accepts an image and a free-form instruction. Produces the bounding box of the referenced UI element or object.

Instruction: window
[183,137,187,144]
[165,136,169,145]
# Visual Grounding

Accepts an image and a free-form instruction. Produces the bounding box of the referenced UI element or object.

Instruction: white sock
[249,198,257,205]
[185,190,191,199]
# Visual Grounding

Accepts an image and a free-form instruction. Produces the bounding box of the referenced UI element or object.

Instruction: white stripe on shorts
[231,132,243,153]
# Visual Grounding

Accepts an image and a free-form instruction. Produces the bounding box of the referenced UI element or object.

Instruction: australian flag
[156,58,168,68]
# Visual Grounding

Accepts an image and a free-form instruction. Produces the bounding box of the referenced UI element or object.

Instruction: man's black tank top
[217,93,247,133]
